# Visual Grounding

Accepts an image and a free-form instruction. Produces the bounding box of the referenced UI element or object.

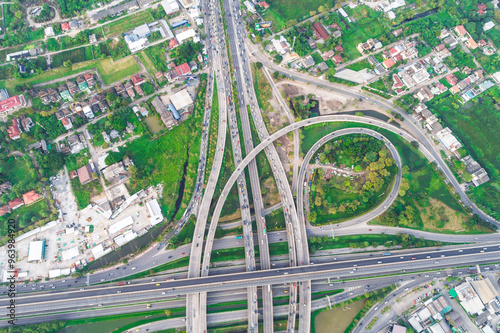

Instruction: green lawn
[70,178,103,210]
[264,0,333,24]
[1,156,38,185]
[102,10,154,37]
[1,199,49,230]
[427,88,500,219]
[346,58,373,71]
[97,56,140,85]
[137,51,158,77]
[300,122,484,233]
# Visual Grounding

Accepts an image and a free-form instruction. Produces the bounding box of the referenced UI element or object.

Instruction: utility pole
[86,272,90,286]
[291,36,297,51]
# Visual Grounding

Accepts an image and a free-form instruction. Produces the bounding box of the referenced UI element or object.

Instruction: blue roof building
[168,104,180,120]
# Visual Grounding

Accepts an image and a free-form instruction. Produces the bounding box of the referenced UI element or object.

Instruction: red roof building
[7,118,21,140]
[69,170,78,179]
[8,198,24,210]
[333,54,343,65]
[0,205,10,217]
[155,71,165,79]
[313,22,329,40]
[393,74,404,88]
[477,3,487,14]
[455,25,467,36]
[61,22,70,31]
[383,58,396,69]
[335,45,344,52]
[169,38,179,49]
[22,190,41,206]
[134,85,144,96]
[258,1,269,9]
[77,164,93,185]
[445,74,458,85]
[175,63,191,76]
[0,95,27,114]
[393,53,403,62]
[331,23,340,30]
[478,39,487,47]
[131,74,145,86]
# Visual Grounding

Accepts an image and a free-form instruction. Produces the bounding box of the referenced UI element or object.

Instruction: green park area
[100,10,154,38]
[312,286,394,333]
[427,87,500,221]
[119,74,207,221]
[308,134,398,224]
[97,56,141,85]
[262,0,335,31]
[300,121,491,233]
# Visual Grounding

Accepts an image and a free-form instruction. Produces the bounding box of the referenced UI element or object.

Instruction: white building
[114,229,138,246]
[272,35,290,55]
[45,26,55,37]
[83,105,95,120]
[61,246,80,261]
[170,88,194,110]
[175,28,197,44]
[109,216,134,234]
[244,0,256,13]
[28,240,45,262]
[436,127,462,152]
[161,0,180,14]
[484,21,496,31]
[146,199,164,225]
[125,33,148,53]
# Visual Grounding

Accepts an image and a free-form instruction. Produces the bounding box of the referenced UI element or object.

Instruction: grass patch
[102,10,154,38]
[70,178,103,210]
[346,59,372,71]
[137,51,158,77]
[427,87,500,219]
[97,56,140,85]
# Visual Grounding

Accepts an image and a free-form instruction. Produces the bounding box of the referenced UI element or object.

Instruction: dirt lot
[276,80,387,115]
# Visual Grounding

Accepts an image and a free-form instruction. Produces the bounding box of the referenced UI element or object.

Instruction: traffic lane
[5,243,499,307]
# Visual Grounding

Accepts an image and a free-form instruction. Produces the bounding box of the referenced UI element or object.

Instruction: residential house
[125,81,135,99]
[335,45,344,53]
[134,85,144,96]
[7,118,21,140]
[477,3,487,14]
[155,71,165,81]
[312,21,329,40]
[434,44,451,58]
[455,25,467,36]
[415,86,434,102]
[61,22,70,31]
[322,50,334,60]
[38,89,51,104]
[302,55,315,68]
[382,58,395,69]
[484,21,496,31]
[333,30,342,38]
[356,38,382,54]
[188,60,198,71]
[0,205,10,217]
[48,88,61,103]
[19,115,34,132]
[258,1,269,9]
[61,117,73,130]
[436,127,462,152]
[317,62,329,71]
[76,76,89,92]
[131,74,145,86]
[22,190,41,206]
[307,37,317,49]
[392,28,403,37]
[77,164,94,185]
[67,80,79,95]
[445,74,458,86]
[8,198,24,210]
[115,83,125,95]
[59,84,71,100]
[332,54,343,65]
[83,73,96,88]
[465,38,478,49]
[83,105,95,120]
[443,36,458,49]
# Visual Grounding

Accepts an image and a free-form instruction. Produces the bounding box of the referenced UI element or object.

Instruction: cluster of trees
[309,136,396,223]
[33,4,54,23]
[34,151,65,179]
[0,320,64,333]
[283,21,314,57]
[288,95,317,119]
[2,4,44,47]
[56,0,112,17]
[171,41,203,64]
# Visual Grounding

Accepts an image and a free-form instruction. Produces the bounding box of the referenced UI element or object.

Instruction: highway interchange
[5,1,500,332]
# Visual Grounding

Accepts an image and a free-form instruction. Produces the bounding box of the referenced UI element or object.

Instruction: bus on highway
[235,236,242,239]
